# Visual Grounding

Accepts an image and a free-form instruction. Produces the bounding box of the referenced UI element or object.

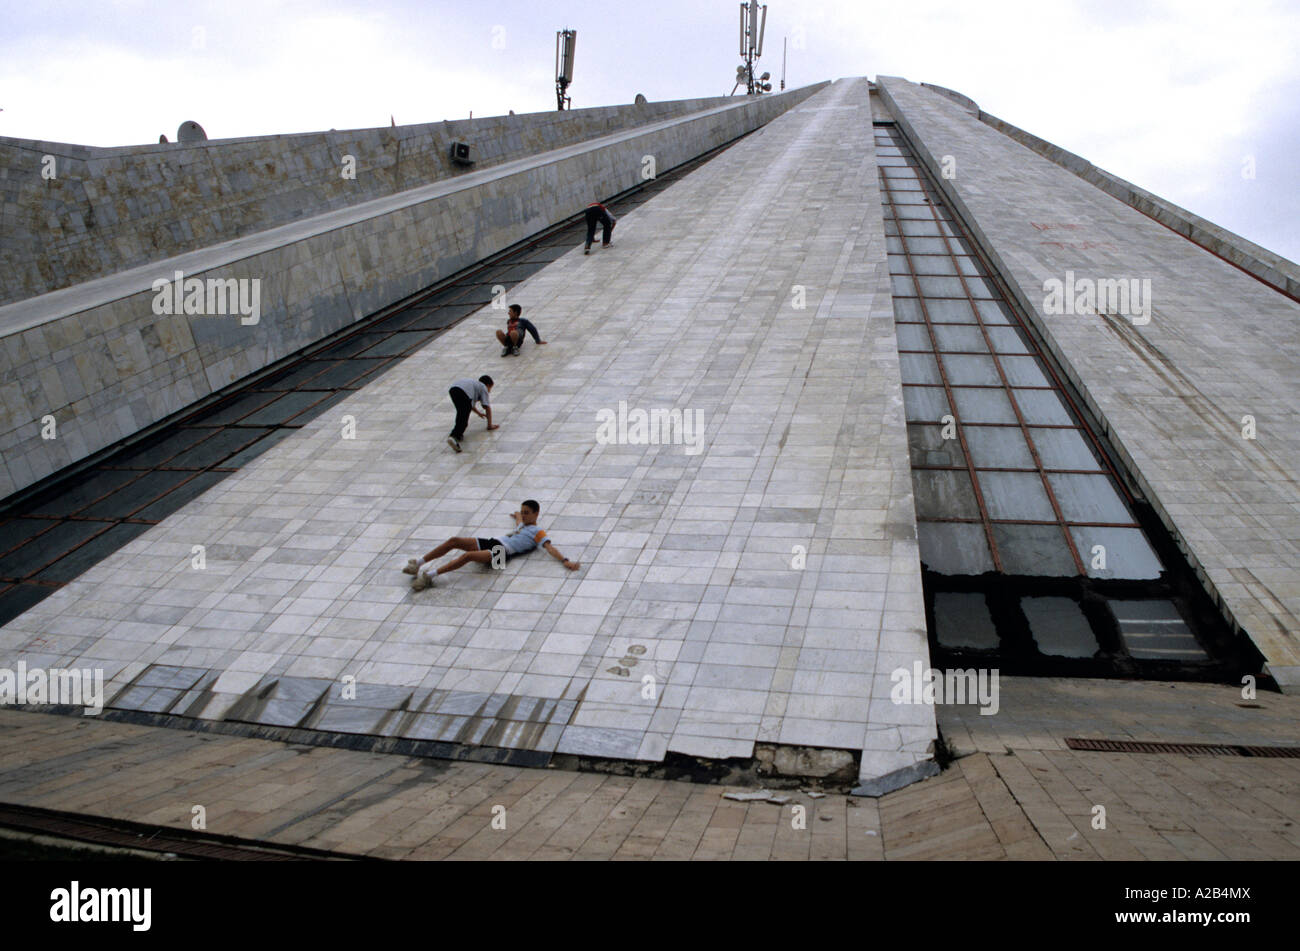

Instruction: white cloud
[1,0,1296,259]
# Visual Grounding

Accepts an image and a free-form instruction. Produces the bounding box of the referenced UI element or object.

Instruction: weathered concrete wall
[0,84,828,500]
[0,96,742,306]
[876,76,1300,691]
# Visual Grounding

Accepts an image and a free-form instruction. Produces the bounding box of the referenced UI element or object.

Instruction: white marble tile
[0,78,935,785]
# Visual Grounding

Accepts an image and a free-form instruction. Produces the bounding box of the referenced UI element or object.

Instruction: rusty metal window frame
[871,121,1257,680]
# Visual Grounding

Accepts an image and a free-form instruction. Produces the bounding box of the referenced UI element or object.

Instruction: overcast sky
[3,0,1296,262]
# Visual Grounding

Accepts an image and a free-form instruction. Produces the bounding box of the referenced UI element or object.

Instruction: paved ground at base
[940,676,1300,754]
[2,678,1296,860]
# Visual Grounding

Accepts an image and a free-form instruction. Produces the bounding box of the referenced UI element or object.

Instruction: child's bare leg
[437,549,494,574]
[422,537,478,561]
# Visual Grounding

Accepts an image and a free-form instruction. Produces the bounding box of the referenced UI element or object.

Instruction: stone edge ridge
[885,76,1300,301]
[0,83,831,341]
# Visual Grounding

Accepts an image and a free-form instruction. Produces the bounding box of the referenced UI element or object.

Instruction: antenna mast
[555,29,577,110]
[737,3,770,95]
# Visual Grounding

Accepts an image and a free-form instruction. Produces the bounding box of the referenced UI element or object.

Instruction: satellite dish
[177,120,207,143]
[634,93,647,105]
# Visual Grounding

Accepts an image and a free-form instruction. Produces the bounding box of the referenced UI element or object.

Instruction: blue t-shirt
[492,524,551,556]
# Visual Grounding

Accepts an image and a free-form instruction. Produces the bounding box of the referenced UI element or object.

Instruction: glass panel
[26,469,140,516]
[80,470,196,518]
[891,191,929,204]
[891,275,917,296]
[1030,427,1103,470]
[33,522,154,582]
[0,521,113,578]
[973,300,1011,325]
[940,353,1000,385]
[932,325,987,351]
[107,427,215,468]
[924,299,977,323]
[201,391,279,425]
[1047,473,1132,523]
[166,427,269,467]
[952,388,1018,423]
[917,276,967,297]
[886,236,905,254]
[964,276,998,299]
[892,298,923,321]
[999,355,1051,387]
[1070,526,1163,580]
[1022,597,1098,658]
[884,219,899,235]
[240,391,328,425]
[1111,601,1207,660]
[908,424,960,467]
[888,254,909,274]
[895,324,932,351]
[1012,389,1074,425]
[992,523,1078,576]
[985,326,1031,354]
[900,218,942,236]
[919,523,994,576]
[943,233,975,255]
[904,236,947,254]
[912,469,981,519]
[890,178,924,191]
[980,471,1057,520]
[964,426,1034,469]
[0,518,56,553]
[876,155,909,166]
[903,386,952,422]
[933,592,1000,650]
[132,470,230,522]
[896,204,938,220]
[954,256,985,276]
[883,165,917,178]
[900,353,942,385]
[911,256,958,275]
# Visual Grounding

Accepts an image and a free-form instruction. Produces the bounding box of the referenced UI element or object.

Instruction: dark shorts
[476,538,513,560]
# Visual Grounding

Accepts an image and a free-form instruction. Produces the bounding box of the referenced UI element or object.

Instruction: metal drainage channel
[1064,738,1300,758]
[0,136,744,627]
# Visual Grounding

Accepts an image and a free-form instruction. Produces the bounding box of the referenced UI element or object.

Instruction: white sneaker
[411,571,435,591]
[447,435,462,453]
[402,558,420,575]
